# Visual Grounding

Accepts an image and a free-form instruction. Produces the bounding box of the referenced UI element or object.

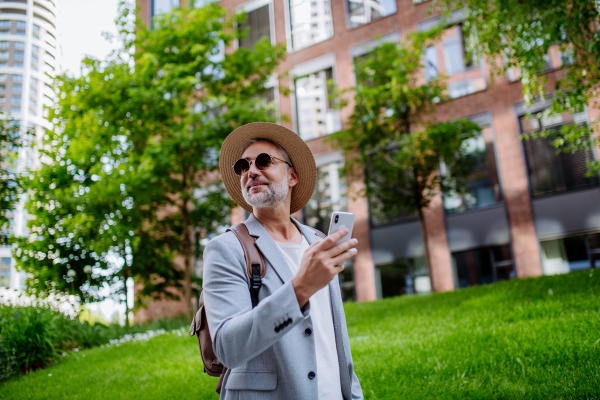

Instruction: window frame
[343,0,398,31]
[234,0,276,50]
[284,0,335,53]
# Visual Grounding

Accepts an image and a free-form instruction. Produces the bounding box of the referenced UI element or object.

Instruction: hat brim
[219,122,316,214]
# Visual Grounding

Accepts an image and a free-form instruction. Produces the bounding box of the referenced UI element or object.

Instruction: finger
[316,227,349,251]
[332,264,345,275]
[332,248,357,266]
[326,238,358,258]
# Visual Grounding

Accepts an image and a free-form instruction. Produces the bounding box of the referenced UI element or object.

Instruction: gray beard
[242,177,289,209]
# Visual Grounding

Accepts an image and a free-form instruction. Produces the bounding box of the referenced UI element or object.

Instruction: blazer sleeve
[202,234,311,370]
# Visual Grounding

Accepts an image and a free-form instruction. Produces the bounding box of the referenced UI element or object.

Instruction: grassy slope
[2,270,599,400]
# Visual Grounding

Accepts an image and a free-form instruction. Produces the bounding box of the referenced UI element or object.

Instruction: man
[203,122,364,399]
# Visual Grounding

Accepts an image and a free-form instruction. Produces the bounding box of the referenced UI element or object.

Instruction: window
[15,31,25,36]
[0,41,7,49]
[31,55,38,64]
[12,74,22,83]
[346,0,396,29]
[16,21,26,30]
[520,112,599,198]
[32,44,39,53]
[452,245,514,288]
[0,21,9,29]
[376,257,430,298]
[0,31,9,35]
[0,257,10,288]
[294,67,341,140]
[14,51,24,61]
[289,0,333,50]
[442,25,474,75]
[15,41,25,50]
[0,63,7,67]
[12,84,21,93]
[152,0,178,17]
[0,51,8,60]
[0,85,4,91]
[424,46,439,80]
[13,62,23,68]
[10,107,20,113]
[238,4,271,49]
[33,24,40,32]
[303,160,348,234]
[11,96,20,105]
[541,232,600,274]
[30,76,37,85]
[29,87,36,97]
[443,126,503,213]
[0,74,5,82]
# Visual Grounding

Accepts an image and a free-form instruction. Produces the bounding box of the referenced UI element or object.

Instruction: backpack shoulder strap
[227,223,265,308]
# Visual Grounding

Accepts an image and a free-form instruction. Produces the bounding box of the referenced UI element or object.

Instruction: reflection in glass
[347,0,396,28]
[238,4,271,49]
[289,0,333,50]
[424,46,438,80]
[376,257,429,298]
[452,245,514,288]
[443,129,503,214]
[295,68,341,140]
[153,0,178,17]
[304,161,347,235]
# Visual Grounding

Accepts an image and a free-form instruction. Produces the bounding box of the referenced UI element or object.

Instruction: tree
[15,1,286,319]
[331,31,481,290]
[0,118,23,244]
[437,0,600,172]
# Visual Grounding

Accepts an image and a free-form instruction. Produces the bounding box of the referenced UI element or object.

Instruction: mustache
[245,177,271,190]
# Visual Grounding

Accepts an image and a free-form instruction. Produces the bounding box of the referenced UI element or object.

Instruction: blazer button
[304,328,312,336]
[283,320,289,327]
[274,326,280,333]
[308,371,315,380]
[287,318,293,324]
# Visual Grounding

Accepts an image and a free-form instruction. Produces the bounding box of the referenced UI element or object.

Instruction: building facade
[0,0,61,291]
[137,0,600,307]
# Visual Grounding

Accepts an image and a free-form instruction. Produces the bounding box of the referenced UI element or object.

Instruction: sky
[60,0,121,76]
[60,0,132,322]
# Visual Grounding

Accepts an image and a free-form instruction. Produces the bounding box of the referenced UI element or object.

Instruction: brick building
[137,0,600,312]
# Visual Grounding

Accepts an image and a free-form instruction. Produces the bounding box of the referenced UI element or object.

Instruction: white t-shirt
[276,236,343,400]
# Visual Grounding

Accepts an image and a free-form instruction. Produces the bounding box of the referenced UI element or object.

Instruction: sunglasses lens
[234,159,250,176]
[255,153,272,170]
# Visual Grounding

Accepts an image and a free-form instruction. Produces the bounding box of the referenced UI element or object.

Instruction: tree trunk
[182,196,193,318]
[417,208,433,290]
[123,272,129,327]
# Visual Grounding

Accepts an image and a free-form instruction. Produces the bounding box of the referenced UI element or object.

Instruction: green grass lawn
[2,270,600,399]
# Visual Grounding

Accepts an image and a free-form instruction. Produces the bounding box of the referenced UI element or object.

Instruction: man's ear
[288,167,298,188]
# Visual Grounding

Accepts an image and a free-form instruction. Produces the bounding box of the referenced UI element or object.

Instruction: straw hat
[219,122,317,214]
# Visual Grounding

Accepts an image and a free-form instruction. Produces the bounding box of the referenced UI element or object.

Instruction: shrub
[0,304,189,381]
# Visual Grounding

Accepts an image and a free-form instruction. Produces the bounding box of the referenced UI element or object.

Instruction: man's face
[240,141,297,209]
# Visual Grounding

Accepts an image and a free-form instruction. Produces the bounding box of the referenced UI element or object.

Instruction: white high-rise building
[0,0,61,292]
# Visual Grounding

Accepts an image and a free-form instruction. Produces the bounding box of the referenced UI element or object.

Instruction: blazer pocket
[226,371,277,391]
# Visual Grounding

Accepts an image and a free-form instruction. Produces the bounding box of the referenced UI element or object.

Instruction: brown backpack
[189,222,325,394]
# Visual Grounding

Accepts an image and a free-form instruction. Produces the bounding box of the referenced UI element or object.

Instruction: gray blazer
[203,213,363,400]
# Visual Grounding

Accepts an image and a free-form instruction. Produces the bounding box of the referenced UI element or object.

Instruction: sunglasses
[233,153,293,176]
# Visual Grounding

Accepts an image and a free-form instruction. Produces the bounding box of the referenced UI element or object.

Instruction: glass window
[0,31,9,35]
[424,46,439,80]
[0,85,4,91]
[238,4,271,49]
[29,87,36,97]
[289,0,333,50]
[0,41,8,49]
[0,74,5,82]
[443,126,503,213]
[14,51,24,61]
[294,67,341,140]
[33,24,40,32]
[520,112,599,198]
[11,96,20,105]
[13,62,23,68]
[347,0,396,29]
[29,98,35,108]
[376,257,430,298]
[153,0,179,17]
[0,63,7,67]
[0,261,10,288]
[15,31,25,37]
[15,41,25,50]
[30,76,37,85]
[31,55,38,64]
[10,107,20,113]
[32,44,39,53]
[12,84,21,93]
[303,160,348,234]
[541,233,600,274]
[12,74,22,83]
[0,21,10,28]
[452,245,514,288]
[16,21,26,30]
[443,35,465,74]
[0,51,8,60]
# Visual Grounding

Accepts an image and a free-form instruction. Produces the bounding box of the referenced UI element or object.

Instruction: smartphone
[328,212,355,266]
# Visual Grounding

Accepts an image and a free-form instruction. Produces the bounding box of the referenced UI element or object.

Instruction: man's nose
[247,160,262,176]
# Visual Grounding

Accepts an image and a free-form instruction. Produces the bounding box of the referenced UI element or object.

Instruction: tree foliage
[14,2,286,317]
[437,0,600,172]
[0,118,23,244]
[331,30,481,283]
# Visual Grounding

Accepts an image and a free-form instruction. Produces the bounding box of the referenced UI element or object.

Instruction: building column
[348,172,377,302]
[422,191,454,292]
[492,108,543,278]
